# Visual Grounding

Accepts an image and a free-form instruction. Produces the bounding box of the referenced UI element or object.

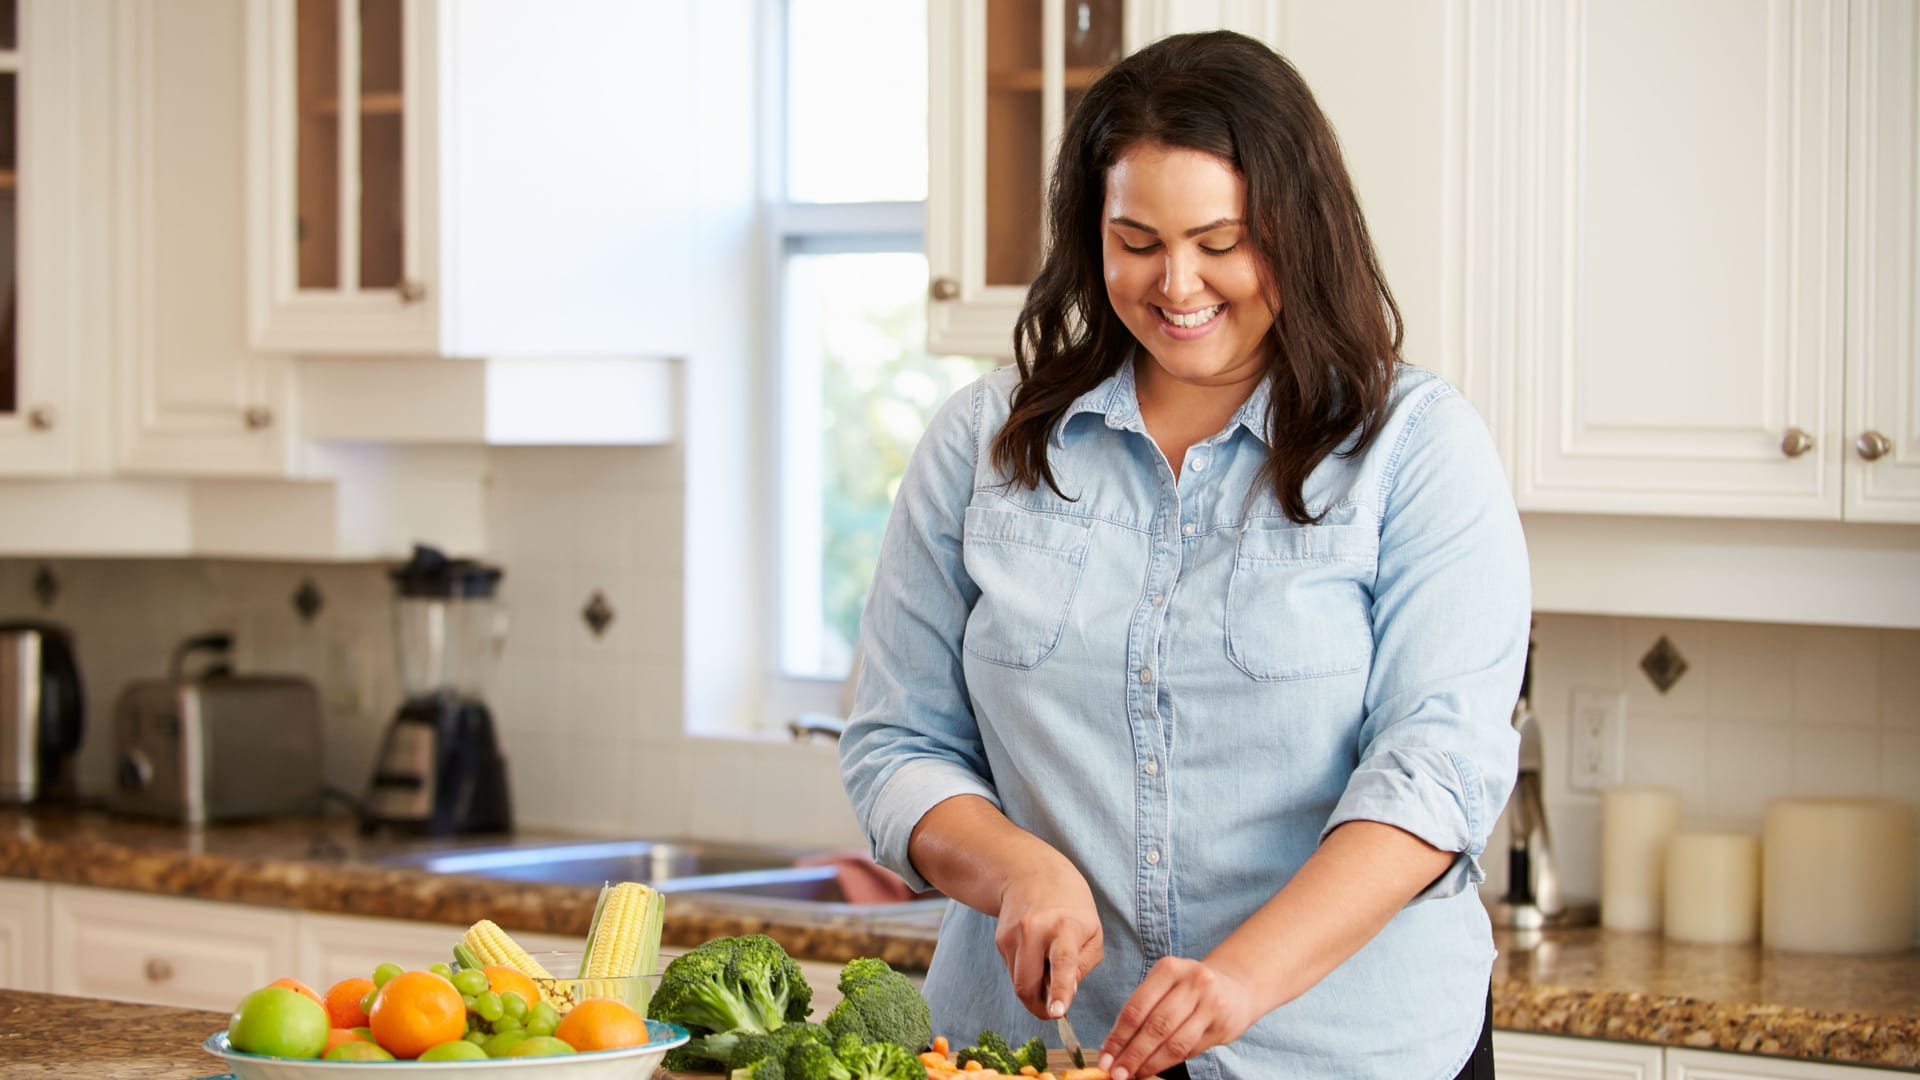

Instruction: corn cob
[575,881,664,1014]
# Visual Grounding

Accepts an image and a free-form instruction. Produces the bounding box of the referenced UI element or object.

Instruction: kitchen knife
[1057,1014,1087,1070]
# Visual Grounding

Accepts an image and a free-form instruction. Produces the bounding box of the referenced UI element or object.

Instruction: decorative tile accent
[1639,634,1689,694]
[30,565,57,609]
[292,579,324,623]
[582,591,615,638]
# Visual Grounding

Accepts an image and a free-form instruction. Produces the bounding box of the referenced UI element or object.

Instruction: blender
[361,545,513,835]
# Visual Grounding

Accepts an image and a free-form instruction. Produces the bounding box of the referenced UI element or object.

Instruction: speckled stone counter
[4,808,1918,1072]
[1492,926,1920,1071]
[0,988,229,1078]
[0,807,940,970]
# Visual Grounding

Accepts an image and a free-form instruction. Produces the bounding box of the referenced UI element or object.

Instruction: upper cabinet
[246,0,698,358]
[0,0,111,476]
[926,0,1282,357]
[1470,0,1920,525]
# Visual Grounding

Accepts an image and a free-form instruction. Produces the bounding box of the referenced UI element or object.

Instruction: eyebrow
[1108,215,1243,238]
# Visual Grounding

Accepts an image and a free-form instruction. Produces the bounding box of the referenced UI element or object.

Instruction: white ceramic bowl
[200,1021,690,1080]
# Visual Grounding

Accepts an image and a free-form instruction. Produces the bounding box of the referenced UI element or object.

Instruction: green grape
[359,989,378,1015]
[526,1001,561,1038]
[473,991,503,1023]
[492,1012,524,1034]
[452,968,490,996]
[500,992,528,1021]
[371,962,404,987]
[428,962,454,980]
[465,1029,489,1045]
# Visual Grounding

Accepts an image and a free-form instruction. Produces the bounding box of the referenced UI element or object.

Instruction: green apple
[502,1035,578,1057]
[419,1040,488,1060]
[481,1030,530,1057]
[324,1040,396,1061]
[228,986,329,1058]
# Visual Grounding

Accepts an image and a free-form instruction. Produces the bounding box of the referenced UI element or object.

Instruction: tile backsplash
[1483,613,1920,927]
[5,478,1916,910]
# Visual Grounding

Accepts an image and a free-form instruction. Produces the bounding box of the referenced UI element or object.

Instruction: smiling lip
[1156,302,1224,340]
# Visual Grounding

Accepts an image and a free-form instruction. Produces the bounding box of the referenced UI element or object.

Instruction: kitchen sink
[374,839,948,917]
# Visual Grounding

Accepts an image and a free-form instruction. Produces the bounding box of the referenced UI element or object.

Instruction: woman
[840,30,1526,1080]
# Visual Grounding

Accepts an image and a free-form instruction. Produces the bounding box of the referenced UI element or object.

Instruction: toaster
[108,632,324,825]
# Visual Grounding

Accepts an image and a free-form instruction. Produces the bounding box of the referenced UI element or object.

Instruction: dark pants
[1155,990,1495,1079]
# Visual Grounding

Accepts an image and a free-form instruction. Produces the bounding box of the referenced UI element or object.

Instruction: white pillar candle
[1763,797,1915,954]
[1663,831,1761,944]
[1601,786,1681,932]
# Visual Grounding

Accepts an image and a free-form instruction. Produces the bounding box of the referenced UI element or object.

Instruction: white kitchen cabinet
[0,1,113,477]
[48,885,297,1011]
[1666,1047,1915,1079]
[296,910,577,990]
[111,0,290,478]
[246,0,697,359]
[1495,1031,1665,1080]
[926,0,1285,356]
[0,877,50,992]
[1472,0,1920,525]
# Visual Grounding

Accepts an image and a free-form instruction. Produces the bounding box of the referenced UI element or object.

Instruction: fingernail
[1112,1068,1130,1080]
[1098,1053,1114,1070]
[1047,1000,1063,1018]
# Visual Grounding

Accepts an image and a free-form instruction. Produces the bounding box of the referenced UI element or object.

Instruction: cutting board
[664,1049,1146,1077]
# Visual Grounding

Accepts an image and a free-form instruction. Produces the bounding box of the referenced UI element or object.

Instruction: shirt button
[1190,456,1208,472]
[1144,759,1159,776]
[1150,592,1165,605]
[1146,848,1161,866]
[1139,667,1153,684]
[1181,522,1196,537]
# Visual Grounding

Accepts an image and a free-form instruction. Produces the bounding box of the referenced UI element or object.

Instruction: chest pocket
[1225,520,1378,681]
[962,505,1093,670]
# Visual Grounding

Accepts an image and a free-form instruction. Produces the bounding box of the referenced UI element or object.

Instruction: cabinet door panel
[1494,1031,1663,1079]
[49,886,296,1011]
[1667,1047,1913,1078]
[0,878,50,992]
[1844,0,1920,522]
[1493,1,1847,517]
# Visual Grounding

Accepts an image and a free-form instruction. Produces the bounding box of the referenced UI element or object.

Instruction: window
[772,1,995,685]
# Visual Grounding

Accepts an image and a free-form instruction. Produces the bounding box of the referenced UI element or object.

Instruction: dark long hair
[991,30,1403,524]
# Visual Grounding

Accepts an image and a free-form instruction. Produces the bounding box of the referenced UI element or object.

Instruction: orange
[323,977,377,1029]
[367,970,466,1059]
[482,965,541,1011]
[553,998,647,1052]
[268,977,323,1008]
[323,1027,367,1053]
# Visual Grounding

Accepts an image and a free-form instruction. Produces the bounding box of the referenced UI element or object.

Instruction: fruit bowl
[200,1020,690,1079]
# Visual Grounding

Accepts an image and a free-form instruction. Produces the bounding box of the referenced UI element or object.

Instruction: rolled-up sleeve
[839,380,1000,893]
[1321,387,1530,901]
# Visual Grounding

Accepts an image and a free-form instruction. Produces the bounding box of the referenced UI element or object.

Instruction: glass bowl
[519,950,670,1018]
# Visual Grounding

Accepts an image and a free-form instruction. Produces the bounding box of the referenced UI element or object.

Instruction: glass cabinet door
[983,0,1123,287]
[0,0,16,418]
[293,0,408,298]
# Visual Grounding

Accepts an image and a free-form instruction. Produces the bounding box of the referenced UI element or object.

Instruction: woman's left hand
[1097,956,1261,1080]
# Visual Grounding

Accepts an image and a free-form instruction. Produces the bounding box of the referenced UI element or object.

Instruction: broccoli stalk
[651,934,815,1071]
[821,957,932,1052]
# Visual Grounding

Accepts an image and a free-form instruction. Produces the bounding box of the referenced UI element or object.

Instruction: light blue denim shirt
[840,361,1529,1080]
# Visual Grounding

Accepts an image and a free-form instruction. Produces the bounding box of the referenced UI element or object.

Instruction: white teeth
[1160,304,1222,328]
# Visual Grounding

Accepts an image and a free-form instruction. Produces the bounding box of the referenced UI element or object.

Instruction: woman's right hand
[995,855,1103,1020]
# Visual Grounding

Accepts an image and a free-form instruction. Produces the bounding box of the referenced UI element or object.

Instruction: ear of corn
[575,881,664,1015]
[456,918,568,1007]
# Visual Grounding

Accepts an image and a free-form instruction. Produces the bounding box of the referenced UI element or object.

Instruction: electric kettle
[0,619,85,805]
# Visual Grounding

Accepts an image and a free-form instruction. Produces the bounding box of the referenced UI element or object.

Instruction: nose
[1161,249,1204,302]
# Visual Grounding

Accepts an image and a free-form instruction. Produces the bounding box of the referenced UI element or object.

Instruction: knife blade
[1056,1014,1087,1070]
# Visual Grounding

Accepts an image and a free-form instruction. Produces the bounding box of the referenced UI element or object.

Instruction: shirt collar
[1049,360,1275,449]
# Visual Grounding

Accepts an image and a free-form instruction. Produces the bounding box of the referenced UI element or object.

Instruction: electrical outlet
[1569,687,1627,792]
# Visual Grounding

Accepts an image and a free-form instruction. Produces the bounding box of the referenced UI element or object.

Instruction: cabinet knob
[26,405,54,431]
[144,957,173,983]
[1779,427,1815,459]
[397,279,428,304]
[1856,430,1893,462]
[243,406,274,431]
[929,277,960,302]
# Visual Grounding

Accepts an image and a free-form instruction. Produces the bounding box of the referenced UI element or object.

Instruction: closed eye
[1201,243,1239,256]
[1119,240,1160,255]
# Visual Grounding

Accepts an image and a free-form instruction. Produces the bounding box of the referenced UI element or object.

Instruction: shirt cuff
[1321,748,1486,903]
[865,758,1002,894]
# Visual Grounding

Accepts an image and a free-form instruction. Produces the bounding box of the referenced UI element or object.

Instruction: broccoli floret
[821,957,932,1052]
[787,1039,853,1080]
[653,934,814,1043]
[663,1045,715,1073]
[955,1028,1020,1073]
[836,1038,924,1080]
[730,1057,787,1080]
[728,1023,830,1070]
[1017,1035,1049,1071]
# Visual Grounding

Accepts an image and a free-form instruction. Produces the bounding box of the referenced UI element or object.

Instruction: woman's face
[1101,142,1277,389]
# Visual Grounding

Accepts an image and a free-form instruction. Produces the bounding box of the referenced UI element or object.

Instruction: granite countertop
[3,808,1918,1072]
[0,989,229,1078]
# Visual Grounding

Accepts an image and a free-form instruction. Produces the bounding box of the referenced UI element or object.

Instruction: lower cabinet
[1665,1048,1914,1079]
[0,878,50,992]
[297,910,577,991]
[48,885,298,1011]
[1495,1031,1664,1079]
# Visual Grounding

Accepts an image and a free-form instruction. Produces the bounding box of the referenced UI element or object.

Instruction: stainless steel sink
[374,839,948,917]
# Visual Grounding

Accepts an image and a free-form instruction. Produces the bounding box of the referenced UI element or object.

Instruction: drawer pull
[145,957,173,983]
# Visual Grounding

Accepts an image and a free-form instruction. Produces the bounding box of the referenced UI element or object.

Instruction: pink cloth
[796,851,932,904]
